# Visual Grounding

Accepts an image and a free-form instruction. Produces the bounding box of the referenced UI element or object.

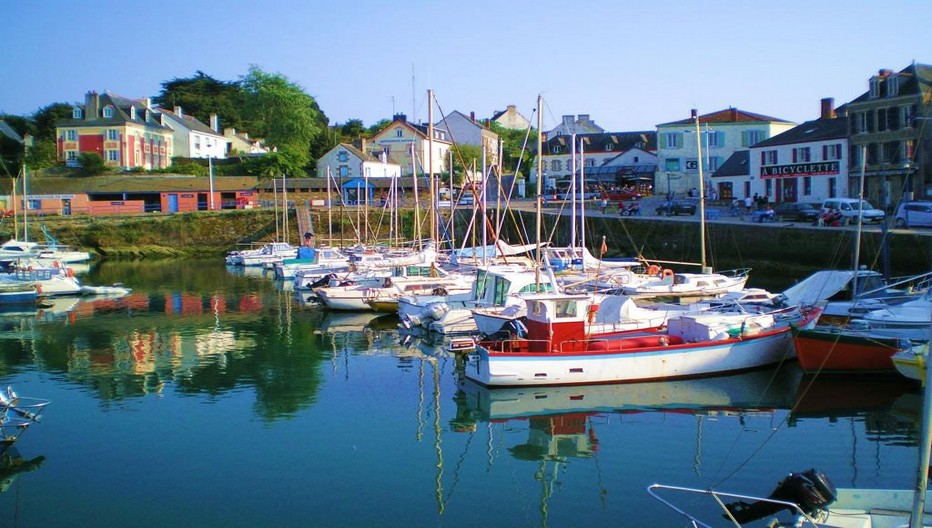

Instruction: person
[710,189,718,201]
[744,195,753,214]
[600,197,608,214]
[730,198,741,216]
[764,205,775,222]
[753,193,760,210]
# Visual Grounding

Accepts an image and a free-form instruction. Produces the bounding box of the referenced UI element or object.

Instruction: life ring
[647,264,660,276]
[661,268,674,279]
[52,261,60,268]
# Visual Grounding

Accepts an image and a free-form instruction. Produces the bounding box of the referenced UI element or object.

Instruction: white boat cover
[780,270,857,307]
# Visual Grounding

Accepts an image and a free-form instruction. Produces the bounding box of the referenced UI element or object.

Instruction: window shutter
[792,149,797,163]
[760,151,765,164]
[823,145,828,160]
[660,134,667,148]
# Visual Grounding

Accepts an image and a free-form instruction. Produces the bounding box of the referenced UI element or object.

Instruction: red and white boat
[464,292,821,387]
[792,325,913,374]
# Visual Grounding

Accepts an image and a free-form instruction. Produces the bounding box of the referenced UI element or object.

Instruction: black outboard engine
[724,469,836,524]
[309,273,337,289]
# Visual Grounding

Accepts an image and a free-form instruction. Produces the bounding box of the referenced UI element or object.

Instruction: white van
[894,201,932,228]
[821,198,885,225]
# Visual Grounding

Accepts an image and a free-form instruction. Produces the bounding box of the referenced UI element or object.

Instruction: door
[168,194,179,213]
[62,199,72,216]
[781,179,798,203]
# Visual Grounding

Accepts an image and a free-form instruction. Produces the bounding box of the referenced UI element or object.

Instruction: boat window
[493,277,511,306]
[531,301,543,316]
[555,300,578,318]
[474,271,489,299]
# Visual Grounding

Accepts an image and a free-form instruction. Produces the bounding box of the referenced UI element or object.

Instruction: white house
[369,114,451,177]
[656,108,796,197]
[491,105,532,131]
[434,110,500,168]
[159,107,228,159]
[746,98,850,204]
[316,142,401,180]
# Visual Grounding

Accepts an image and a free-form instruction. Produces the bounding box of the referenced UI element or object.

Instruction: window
[662,132,682,149]
[742,130,764,147]
[337,151,349,162]
[853,112,867,134]
[803,177,812,196]
[66,130,77,141]
[761,150,777,165]
[888,74,899,96]
[708,156,721,171]
[107,150,119,162]
[664,158,681,171]
[824,143,842,161]
[72,107,83,119]
[793,147,811,162]
[903,105,915,127]
[828,177,837,198]
[550,160,562,172]
[552,145,562,154]
[869,77,880,98]
[707,130,723,148]
[66,151,77,160]
[107,129,119,140]
[339,165,348,177]
[27,199,40,210]
[102,106,114,118]
[395,127,403,138]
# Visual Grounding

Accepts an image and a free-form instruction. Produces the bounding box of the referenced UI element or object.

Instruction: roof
[57,91,173,132]
[542,131,656,154]
[256,176,431,191]
[6,175,258,194]
[753,117,848,148]
[337,142,380,163]
[847,63,932,105]
[712,150,750,178]
[0,121,23,143]
[158,108,225,138]
[658,108,793,126]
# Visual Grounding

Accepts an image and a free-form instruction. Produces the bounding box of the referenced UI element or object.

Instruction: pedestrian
[600,198,608,214]
[753,193,760,210]
[744,195,753,214]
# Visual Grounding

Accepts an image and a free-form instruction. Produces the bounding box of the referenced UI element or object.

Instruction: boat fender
[647,264,660,276]
[661,268,674,279]
[66,268,74,278]
[587,304,599,323]
[431,287,448,296]
[27,266,34,272]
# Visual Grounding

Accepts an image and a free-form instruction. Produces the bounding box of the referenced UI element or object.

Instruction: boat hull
[464,328,797,386]
[793,327,909,373]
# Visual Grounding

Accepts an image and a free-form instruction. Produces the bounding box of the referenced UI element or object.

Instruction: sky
[3,0,930,133]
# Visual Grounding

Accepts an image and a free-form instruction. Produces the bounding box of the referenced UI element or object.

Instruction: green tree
[32,103,74,141]
[24,140,58,170]
[238,151,306,178]
[240,66,327,171]
[449,143,483,185]
[490,122,537,177]
[367,119,391,137]
[153,71,246,130]
[77,152,107,176]
[338,119,367,141]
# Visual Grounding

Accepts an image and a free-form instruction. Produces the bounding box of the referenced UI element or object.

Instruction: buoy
[647,264,660,276]
[662,268,674,278]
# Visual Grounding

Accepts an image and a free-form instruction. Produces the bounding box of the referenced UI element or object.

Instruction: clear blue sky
[3,0,929,132]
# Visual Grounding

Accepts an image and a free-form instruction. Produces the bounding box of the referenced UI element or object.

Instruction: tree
[449,143,483,185]
[490,122,537,178]
[338,119,367,141]
[77,152,107,176]
[237,151,306,178]
[367,119,391,137]
[24,140,58,170]
[32,103,74,141]
[240,66,327,171]
[153,71,246,130]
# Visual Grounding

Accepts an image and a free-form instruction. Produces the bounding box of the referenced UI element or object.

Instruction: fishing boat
[854,287,932,342]
[793,323,913,374]
[620,268,752,298]
[0,283,39,311]
[464,291,820,387]
[225,242,297,267]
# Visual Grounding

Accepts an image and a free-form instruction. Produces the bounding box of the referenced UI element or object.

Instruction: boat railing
[647,483,824,527]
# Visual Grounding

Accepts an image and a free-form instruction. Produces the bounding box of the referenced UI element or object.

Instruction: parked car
[894,201,932,228]
[600,188,642,201]
[655,200,697,216]
[773,202,821,222]
[820,198,885,225]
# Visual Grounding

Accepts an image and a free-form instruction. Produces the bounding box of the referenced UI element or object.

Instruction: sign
[685,160,698,170]
[760,161,839,178]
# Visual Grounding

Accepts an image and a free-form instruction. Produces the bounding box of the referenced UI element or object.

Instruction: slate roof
[542,131,656,154]
[847,63,932,104]
[658,108,793,126]
[712,150,750,178]
[753,117,848,148]
[158,107,224,137]
[57,91,173,132]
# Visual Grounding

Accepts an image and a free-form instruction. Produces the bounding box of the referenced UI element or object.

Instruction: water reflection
[0,444,43,492]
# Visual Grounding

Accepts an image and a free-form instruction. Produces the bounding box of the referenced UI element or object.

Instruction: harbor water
[0,259,922,527]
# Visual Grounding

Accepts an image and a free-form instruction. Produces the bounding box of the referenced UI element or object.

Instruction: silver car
[894,201,932,228]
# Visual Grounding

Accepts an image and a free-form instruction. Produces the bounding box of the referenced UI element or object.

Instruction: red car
[600,189,642,201]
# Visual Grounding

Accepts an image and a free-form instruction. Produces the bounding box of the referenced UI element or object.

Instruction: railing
[647,483,823,528]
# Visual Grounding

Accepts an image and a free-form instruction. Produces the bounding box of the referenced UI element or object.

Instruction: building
[490,105,532,131]
[538,131,656,187]
[545,114,605,137]
[656,108,796,197]
[582,147,659,193]
[158,107,228,159]
[369,114,452,177]
[224,128,271,155]
[434,110,500,168]
[844,63,932,207]
[316,142,401,180]
[745,98,849,205]
[56,91,174,170]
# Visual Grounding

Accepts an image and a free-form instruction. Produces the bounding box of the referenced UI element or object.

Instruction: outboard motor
[724,469,836,524]
[309,273,337,290]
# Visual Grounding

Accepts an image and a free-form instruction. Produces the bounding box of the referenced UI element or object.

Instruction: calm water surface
[0,260,922,528]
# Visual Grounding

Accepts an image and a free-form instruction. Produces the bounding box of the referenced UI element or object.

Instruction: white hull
[465,329,797,386]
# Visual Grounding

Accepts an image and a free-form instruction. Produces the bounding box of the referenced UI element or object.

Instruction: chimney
[144,97,152,109]
[878,69,893,78]
[393,113,407,123]
[210,113,219,132]
[174,106,183,116]
[85,91,100,120]
[820,98,836,119]
[470,111,475,122]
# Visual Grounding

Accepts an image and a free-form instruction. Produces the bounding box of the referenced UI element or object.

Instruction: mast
[412,142,422,245]
[570,133,577,249]
[580,137,586,255]
[282,172,289,244]
[854,145,867,293]
[909,315,932,527]
[692,109,708,272]
[535,95,543,290]
[326,166,333,243]
[428,89,436,248]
